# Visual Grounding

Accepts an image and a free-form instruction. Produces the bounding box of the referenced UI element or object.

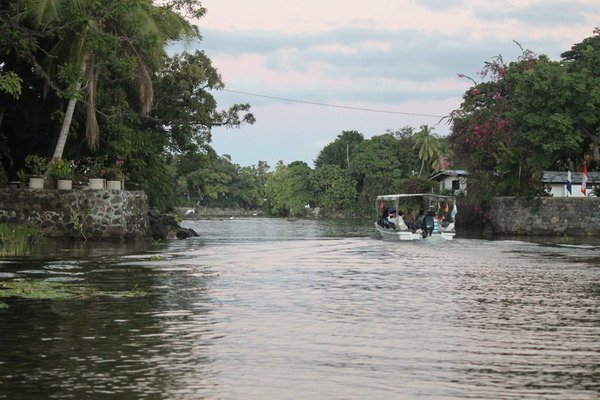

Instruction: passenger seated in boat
[377,205,390,228]
[386,209,397,230]
[395,210,409,231]
[443,218,455,231]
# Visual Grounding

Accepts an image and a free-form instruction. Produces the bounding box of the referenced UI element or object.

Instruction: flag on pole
[450,202,458,219]
[566,171,572,196]
[581,163,589,196]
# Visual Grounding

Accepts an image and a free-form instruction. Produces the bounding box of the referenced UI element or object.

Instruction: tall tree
[16,0,196,159]
[265,161,312,216]
[560,29,600,162]
[314,130,364,169]
[310,164,356,211]
[412,125,441,176]
[350,133,407,208]
[151,51,254,154]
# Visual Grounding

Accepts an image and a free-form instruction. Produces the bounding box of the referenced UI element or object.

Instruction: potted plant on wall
[49,159,74,190]
[105,159,125,190]
[83,157,106,189]
[16,169,29,188]
[25,154,47,189]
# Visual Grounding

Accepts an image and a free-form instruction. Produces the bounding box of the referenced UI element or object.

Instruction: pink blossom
[457,73,465,78]
[470,88,480,96]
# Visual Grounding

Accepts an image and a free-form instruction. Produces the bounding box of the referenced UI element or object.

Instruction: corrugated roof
[429,170,468,181]
[542,171,600,184]
[429,169,599,184]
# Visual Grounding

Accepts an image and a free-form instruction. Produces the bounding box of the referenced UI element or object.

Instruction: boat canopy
[376,193,455,202]
[376,193,457,216]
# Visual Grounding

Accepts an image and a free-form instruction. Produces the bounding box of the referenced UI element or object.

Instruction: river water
[0,218,598,399]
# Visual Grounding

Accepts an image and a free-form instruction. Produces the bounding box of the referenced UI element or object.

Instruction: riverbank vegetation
[0,223,42,256]
[1,4,597,221]
[449,32,600,216]
[0,0,254,211]
[176,128,442,217]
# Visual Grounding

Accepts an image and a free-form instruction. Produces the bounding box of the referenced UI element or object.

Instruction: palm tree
[17,0,195,159]
[412,125,441,176]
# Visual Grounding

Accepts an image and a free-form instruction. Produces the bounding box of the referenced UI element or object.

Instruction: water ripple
[0,219,598,399]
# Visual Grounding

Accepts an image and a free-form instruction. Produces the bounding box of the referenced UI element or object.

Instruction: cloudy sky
[180,0,599,168]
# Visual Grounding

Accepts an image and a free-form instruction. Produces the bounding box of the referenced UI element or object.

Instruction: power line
[222,89,446,118]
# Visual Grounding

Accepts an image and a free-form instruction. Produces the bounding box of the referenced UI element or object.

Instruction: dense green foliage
[314,130,364,169]
[449,31,599,212]
[170,125,440,218]
[193,128,440,218]
[0,0,253,210]
[310,165,357,211]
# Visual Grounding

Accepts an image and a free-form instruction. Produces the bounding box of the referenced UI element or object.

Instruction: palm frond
[29,0,59,25]
[137,58,154,116]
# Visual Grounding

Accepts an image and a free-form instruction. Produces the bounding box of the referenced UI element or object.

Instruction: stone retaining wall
[491,196,600,236]
[0,188,149,239]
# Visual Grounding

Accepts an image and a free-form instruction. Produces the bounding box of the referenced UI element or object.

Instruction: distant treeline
[183,127,446,217]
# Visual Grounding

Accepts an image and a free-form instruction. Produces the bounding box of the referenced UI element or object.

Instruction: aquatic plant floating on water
[0,280,147,306]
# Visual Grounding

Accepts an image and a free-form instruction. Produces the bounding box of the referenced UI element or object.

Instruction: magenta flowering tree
[449,48,550,203]
[449,30,600,219]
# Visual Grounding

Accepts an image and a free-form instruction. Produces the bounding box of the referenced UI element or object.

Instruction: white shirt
[395,215,409,230]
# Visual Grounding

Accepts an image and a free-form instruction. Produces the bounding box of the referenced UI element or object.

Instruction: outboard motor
[423,212,435,238]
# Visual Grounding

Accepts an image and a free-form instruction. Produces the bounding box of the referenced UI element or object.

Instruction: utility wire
[222,89,446,118]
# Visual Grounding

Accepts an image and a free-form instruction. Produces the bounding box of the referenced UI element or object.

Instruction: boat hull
[375,223,455,241]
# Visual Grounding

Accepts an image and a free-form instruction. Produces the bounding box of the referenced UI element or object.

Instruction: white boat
[375,193,457,241]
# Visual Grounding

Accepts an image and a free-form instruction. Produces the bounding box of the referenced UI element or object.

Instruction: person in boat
[387,209,397,230]
[422,208,436,237]
[377,202,388,228]
[395,210,409,231]
[404,209,415,226]
[413,209,425,232]
[382,205,389,219]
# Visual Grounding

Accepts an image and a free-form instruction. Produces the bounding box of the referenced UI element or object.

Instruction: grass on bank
[0,223,42,256]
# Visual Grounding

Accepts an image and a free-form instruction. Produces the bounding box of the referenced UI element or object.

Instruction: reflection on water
[0,218,598,399]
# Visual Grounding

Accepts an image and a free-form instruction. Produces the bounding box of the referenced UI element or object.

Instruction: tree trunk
[52,61,87,160]
[52,85,80,160]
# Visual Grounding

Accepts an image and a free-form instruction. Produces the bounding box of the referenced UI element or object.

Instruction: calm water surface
[0,218,598,399]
